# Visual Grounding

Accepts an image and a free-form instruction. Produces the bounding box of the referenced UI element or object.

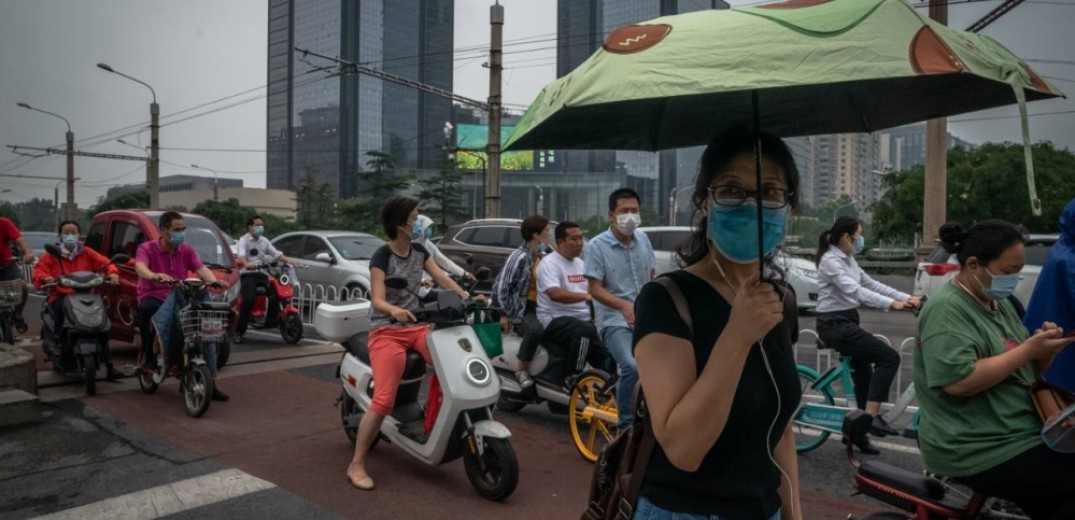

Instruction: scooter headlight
[224,282,240,303]
[465,358,491,386]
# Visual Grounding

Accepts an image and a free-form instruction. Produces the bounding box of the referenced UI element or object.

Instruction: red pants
[368,325,432,416]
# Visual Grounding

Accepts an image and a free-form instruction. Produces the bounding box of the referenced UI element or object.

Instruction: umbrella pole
[752,91,765,280]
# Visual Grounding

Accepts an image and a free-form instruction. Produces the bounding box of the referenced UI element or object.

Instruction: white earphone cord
[711,253,797,520]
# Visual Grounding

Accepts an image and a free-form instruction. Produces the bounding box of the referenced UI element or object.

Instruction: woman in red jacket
[32,220,121,380]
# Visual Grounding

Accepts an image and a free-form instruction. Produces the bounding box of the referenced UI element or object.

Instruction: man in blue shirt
[584,188,655,428]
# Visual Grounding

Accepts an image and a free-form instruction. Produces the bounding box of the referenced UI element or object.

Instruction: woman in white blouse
[814,216,920,453]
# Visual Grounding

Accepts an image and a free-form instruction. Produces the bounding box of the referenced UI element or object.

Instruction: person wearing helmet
[413,215,474,283]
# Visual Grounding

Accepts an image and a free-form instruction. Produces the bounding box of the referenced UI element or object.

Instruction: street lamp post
[191,164,220,200]
[97,63,159,209]
[669,187,678,225]
[16,102,76,221]
[833,201,856,222]
[535,185,544,216]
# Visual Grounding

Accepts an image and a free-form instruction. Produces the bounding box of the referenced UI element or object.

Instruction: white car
[271,231,384,298]
[913,233,1057,309]
[639,226,819,312]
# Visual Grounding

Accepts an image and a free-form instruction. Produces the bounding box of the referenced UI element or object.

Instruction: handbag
[1030,379,1075,423]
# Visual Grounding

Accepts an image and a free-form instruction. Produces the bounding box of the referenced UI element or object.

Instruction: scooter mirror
[44,243,62,257]
[475,267,491,281]
[385,276,409,290]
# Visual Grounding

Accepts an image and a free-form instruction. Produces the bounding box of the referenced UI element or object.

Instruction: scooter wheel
[84,353,97,396]
[495,395,526,413]
[137,352,159,395]
[569,372,618,463]
[281,313,303,344]
[183,364,213,418]
[463,436,518,502]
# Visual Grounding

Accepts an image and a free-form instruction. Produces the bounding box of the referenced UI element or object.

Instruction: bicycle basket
[179,308,229,343]
[0,279,24,307]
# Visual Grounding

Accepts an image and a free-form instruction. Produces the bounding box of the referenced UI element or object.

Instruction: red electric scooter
[243,255,306,344]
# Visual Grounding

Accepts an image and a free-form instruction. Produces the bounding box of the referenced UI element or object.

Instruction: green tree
[341,151,413,234]
[13,198,55,231]
[295,173,338,229]
[90,191,149,214]
[419,155,469,228]
[872,142,1075,243]
[0,201,20,227]
[191,198,257,237]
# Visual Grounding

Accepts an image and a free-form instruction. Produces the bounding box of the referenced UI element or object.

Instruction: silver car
[639,226,819,312]
[271,231,384,299]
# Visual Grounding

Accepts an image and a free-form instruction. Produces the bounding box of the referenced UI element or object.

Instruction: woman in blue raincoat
[1023,198,1075,393]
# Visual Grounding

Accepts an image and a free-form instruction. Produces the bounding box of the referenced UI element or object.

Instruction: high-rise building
[556,0,729,224]
[808,134,881,214]
[267,0,453,198]
[877,123,975,173]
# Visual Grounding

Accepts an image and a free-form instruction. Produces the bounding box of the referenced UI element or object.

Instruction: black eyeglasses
[706,185,794,209]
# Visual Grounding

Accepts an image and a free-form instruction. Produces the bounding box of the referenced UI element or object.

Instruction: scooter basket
[0,279,24,307]
[179,308,229,343]
[468,307,503,358]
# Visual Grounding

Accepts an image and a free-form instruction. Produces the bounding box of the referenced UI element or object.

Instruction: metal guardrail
[292,283,368,327]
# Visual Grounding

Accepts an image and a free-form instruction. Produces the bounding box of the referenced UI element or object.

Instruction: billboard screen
[455,124,534,171]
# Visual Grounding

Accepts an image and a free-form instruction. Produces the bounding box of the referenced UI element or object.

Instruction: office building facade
[267,0,453,198]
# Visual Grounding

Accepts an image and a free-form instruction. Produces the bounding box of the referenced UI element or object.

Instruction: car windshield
[21,232,57,252]
[329,235,385,261]
[181,216,235,268]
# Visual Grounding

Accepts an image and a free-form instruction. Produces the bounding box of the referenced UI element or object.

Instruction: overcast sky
[0,0,1071,209]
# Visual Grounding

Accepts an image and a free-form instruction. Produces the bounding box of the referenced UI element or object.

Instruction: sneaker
[211,387,230,402]
[14,317,28,334]
[870,415,899,437]
[515,371,534,390]
[232,333,244,345]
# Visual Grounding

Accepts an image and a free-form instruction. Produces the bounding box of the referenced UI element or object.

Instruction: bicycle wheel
[794,367,836,453]
[569,371,618,463]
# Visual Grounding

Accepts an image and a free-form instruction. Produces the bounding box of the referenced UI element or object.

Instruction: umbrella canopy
[503,0,1062,153]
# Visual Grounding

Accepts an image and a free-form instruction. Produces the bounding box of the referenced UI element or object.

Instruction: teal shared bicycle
[793,335,921,453]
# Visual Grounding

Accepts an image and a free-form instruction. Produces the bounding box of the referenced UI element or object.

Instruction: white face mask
[615,213,641,235]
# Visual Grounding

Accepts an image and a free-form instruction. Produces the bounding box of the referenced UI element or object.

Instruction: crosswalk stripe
[29,469,276,520]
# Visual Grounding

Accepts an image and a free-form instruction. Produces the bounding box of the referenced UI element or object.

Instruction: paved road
[0,274,965,520]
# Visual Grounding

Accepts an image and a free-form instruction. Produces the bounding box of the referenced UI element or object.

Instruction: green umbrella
[504,0,1062,218]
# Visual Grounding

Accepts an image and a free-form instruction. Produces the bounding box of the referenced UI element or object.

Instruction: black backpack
[580,276,689,520]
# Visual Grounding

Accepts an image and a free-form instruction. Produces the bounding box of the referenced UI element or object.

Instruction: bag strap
[654,276,692,336]
[619,276,693,514]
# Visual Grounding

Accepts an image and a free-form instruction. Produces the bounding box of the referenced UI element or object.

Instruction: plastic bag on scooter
[468,307,503,358]
[1042,402,1075,453]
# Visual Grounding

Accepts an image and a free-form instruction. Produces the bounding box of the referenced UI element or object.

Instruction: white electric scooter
[315,275,518,502]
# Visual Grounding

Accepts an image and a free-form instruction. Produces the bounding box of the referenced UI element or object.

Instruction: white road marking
[30,468,276,520]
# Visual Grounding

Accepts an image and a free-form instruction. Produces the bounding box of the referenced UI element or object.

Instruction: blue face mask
[62,234,78,250]
[170,231,186,246]
[411,222,422,239]
[253,225,264,237]
[707,200,788,264]
[853,235,866,255]
[975,266,1020,301]
[537,242,547,254]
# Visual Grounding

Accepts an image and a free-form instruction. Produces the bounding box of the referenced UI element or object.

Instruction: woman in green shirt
[915,220,1075,519]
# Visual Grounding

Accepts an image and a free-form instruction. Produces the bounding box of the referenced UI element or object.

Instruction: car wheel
[345,284,367,301]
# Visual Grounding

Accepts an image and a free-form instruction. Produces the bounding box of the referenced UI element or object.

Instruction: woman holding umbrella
[632,128,802,520]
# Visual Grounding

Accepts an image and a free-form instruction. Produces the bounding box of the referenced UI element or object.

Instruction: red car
[85,210,240,366]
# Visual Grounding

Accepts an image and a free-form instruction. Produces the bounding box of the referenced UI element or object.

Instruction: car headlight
[464,358,492,386]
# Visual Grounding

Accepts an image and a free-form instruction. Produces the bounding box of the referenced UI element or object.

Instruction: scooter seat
[858,461,945,500]
[255,287,268,295]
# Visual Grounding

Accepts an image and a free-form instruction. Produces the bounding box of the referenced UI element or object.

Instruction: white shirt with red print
[535,250,590,327]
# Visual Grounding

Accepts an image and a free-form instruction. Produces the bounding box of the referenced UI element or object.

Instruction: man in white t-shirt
[536,222,611,388]
[234,215,297,343]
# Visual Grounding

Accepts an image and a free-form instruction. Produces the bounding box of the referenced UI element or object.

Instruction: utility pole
[485,1,504,219]
[668,187,677,225]
[150,102,160,208]
[15,102,76,221]
[920,0,948,257]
